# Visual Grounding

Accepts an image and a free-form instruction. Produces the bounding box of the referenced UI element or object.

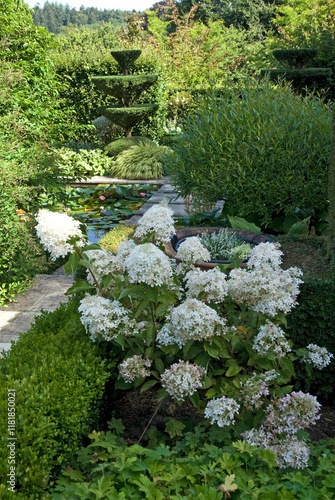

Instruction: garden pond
[37,183,157,241]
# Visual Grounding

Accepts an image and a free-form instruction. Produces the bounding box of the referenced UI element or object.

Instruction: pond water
[86,228,109,243]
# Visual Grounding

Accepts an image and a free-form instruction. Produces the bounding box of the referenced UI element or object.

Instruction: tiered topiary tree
[261,48,331,93]
[91,50,158,155]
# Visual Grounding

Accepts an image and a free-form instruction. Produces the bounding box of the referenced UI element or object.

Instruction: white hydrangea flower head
[184,267,229,303]
[156,298,227,348]
[252,320,291,358]
[134,199,176,244]
[78,295,138,341]
[241,427,310,469]
[123,243,173,287]
[265,391,321,435]
[35,209,86,260]
[84,249,121,287]
[176,237,211,264]
[229,263,303,317]
[304,343,334,370]
[240,372,272,411]
[119,355,152,383]
[204,396,240,427]
[247,242,283,269]
[115,239,137,268]
[270,436,310,469]
[160,360,206,401]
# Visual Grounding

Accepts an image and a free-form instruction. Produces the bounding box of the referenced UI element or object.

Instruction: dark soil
[114,390,335,444]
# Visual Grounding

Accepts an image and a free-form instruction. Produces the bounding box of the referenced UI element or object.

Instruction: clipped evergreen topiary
[109,141,169,180]
[91,49,158,151]
[261,48,331,93]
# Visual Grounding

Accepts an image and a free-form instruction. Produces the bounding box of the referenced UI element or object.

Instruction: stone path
[0,180,223,353]
[0,267,73,353]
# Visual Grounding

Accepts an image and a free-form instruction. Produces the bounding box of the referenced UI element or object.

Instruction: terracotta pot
[163,227,275,271]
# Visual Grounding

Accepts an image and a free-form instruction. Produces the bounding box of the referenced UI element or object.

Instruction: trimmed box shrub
[287,278,335,402]
[0,299,113,498]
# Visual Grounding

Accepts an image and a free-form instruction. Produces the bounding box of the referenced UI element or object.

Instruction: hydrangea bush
[35,203,334,469]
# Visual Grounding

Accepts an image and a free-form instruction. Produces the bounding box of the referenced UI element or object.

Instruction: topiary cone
[111,49,141,75]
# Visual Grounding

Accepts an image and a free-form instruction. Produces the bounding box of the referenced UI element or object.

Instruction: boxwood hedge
[0,298,113,498]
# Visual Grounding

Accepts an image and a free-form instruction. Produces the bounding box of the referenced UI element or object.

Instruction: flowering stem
[137,399,163,444]
[149,300,156,327]
[74,247,105,297]
[125,338,136,355]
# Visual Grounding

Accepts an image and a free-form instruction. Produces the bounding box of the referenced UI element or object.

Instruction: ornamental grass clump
[35,205,334,470]
[110,141,169,180]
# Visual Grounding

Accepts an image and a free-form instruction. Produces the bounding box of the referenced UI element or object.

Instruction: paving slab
[0,266,73,352]
[71,176,168,187]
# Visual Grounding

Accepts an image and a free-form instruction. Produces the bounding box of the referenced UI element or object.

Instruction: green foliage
[198,228,252,261]
[273,48,318,69]
[0,129,67,305]
[98,104,159,131]
[99,225,136,253]
[105,136,154,157]
[163,80,332,225]
[52,429,335,499]
[48,147,112,177]
[270,0,335,99]
[32,3,132,34]
[111,49,142,72]
[287,278,335,402]
[328,105,335,269]
[0,299,112,496]
[261,52,332,94]
[176,0,279,37]
[92,75,158,105]
[110,141,169,179]
[0,1,73,143]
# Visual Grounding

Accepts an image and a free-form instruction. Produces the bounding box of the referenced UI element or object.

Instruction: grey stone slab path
[0,266,73,354]
[127,182,224,224]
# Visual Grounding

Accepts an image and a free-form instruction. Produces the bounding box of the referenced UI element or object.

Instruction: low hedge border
[287,278,335,402]
[0,298,113,498]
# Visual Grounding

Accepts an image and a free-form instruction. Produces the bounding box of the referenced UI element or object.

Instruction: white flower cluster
[184,267,229,303]
[119,355,152,383]
[84,249,120,287]
[176,237,211,264]
[204,396,240,427]
[304,343,334,370]
[156,298,227,348]
[252,321,291,358]
[242,427,310,469]
[265,391,321,435]
[161,360,206,401]
[134,200,176,244]
[124,243,173,287]
[247,241,283,268]
[239,371,277,411]
[115,239,137,266]
[78,295,138,341]
[242,390,320,468]
[229,242,303,317]
[35,209,86,260]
